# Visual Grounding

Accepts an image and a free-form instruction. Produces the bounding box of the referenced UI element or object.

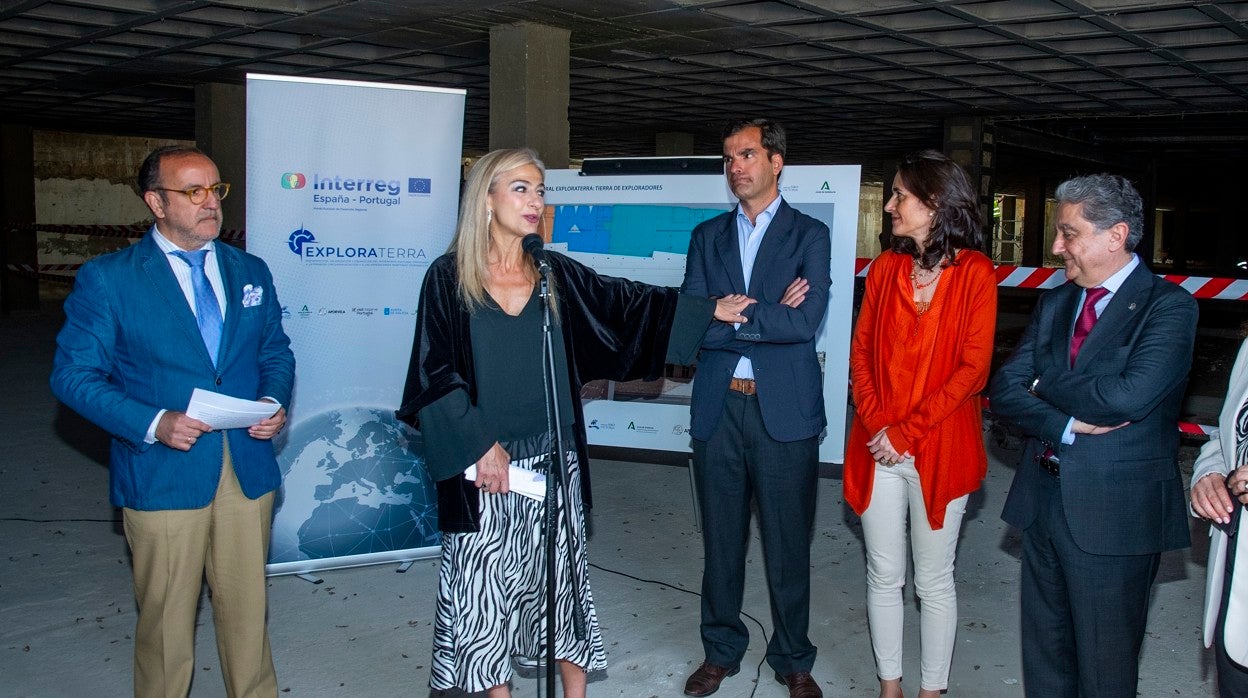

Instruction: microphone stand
[535,256,586,698]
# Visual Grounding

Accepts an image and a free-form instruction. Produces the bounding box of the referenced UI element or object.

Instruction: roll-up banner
[544,164,860,464]
[246,74,464,575]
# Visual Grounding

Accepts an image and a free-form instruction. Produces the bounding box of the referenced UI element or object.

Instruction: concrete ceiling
[2,0,1246,174]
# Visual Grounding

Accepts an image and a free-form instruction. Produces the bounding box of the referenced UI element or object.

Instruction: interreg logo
[281,173,307,189]
[313,174,400,196]
[408,178,431,195]
[288,227,316,256]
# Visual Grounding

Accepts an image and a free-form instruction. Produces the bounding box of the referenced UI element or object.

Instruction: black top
[470,288,575,442]
[397,251,716,533]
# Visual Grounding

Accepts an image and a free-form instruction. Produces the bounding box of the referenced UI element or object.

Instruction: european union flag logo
[408,178,431,194]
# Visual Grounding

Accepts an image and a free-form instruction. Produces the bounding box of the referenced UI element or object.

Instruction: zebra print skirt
[429,433,607,692]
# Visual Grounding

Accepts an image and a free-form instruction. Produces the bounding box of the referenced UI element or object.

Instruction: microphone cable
[589,560,772,698]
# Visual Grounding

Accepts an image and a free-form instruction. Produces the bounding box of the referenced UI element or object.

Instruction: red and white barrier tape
[857,258,1248,301]
[1178,422,1217,438]
[4,265,76,284]
[7,263,81,272]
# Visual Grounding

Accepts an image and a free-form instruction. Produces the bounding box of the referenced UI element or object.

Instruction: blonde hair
[449,148,549,312]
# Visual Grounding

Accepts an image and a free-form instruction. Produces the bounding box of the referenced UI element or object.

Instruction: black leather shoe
[774,670,823,698]
[683,662,739,697]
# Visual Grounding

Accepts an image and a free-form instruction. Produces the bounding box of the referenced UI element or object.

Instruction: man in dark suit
[990,174,1195,697]
[680,118,830,698]
[51,146,295,697]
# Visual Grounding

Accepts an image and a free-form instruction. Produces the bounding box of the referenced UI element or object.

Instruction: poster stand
[544,161,860,463]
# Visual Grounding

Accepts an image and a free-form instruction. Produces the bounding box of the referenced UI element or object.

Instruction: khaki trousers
[122,442,277,698]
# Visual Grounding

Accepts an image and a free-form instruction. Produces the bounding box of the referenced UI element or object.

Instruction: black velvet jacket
[396,251,713,533]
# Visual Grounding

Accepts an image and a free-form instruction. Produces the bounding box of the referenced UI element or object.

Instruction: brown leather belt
[729,377,756,396]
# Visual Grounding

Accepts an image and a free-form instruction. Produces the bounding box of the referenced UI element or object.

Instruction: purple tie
[1070,286,1109,366]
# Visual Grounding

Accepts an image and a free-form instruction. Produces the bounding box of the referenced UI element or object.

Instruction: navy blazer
[991,262,1196,555]
[681,199,831,443]
[51,231,295,511]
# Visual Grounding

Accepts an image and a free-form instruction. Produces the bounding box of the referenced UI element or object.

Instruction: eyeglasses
[156,182,231,204]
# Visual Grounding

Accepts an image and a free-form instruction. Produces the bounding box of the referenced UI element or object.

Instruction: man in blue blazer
[680,119,830,698]
[990,174,1195,697]
[51,146,294,697]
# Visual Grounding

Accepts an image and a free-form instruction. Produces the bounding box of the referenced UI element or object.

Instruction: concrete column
[943,116,995,257]
[0,124,38,313]
[1021,177,1047,267]
[858,184,884,260]
[1171,205,1189,273]
[656,132,695,156]
[195,83,247,232]
[489,22,570,168]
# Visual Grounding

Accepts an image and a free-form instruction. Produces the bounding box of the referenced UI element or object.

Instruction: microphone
[522,233,550,272]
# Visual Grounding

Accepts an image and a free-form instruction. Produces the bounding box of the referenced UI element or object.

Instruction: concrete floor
[0,308,1221,697]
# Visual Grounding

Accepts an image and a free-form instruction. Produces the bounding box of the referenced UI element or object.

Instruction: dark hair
[1054,174,1144,252]
[723,118,786,160]
[890,149,983,270]
[137,145,207,195]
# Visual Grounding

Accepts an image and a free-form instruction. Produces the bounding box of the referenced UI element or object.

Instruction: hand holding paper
[464,464,547,501]
[185,388,281,430]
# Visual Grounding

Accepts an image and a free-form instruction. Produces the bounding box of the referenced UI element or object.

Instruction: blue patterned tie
[172,249,223,366]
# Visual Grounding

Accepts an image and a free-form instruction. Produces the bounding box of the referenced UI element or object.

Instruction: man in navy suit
[51,146,294,697]
[680,119,830,698]
[990,174,1195,697]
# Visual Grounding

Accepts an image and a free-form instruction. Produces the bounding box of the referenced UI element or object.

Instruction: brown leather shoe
[683,662,739,697]
[774,670,823,698]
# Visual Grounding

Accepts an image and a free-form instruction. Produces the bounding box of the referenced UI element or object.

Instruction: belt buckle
[730,378,756,396]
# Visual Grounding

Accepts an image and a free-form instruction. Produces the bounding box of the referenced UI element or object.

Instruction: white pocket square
[241,284,264,308]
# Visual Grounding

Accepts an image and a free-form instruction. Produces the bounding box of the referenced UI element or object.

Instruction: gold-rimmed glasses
[156,182,231,204]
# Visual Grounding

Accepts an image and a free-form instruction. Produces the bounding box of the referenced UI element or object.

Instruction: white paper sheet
[185,388,280,430]
[464,464,547,501]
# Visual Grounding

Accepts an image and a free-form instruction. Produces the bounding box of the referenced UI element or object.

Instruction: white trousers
[860,458,968,691]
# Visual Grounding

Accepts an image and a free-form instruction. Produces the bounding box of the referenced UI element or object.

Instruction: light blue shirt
[732,193,783,380]
[152,227,226,317]
[1060,253,1140,444]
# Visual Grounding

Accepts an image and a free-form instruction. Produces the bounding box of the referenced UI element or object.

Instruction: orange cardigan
[845,249,997,529]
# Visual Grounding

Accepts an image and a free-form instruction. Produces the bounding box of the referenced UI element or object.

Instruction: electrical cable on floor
[589,561,771,698]
[8,519,774,694]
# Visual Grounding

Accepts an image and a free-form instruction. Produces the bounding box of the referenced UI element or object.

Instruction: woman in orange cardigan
[846,150,997,698]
